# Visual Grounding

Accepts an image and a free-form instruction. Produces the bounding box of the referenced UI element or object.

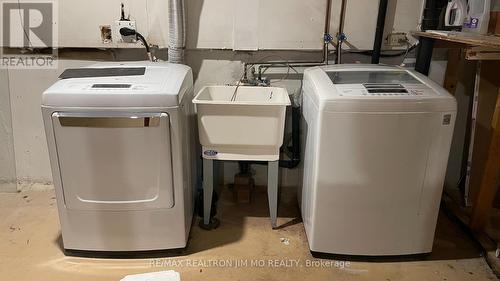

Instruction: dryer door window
[51,112,174,211]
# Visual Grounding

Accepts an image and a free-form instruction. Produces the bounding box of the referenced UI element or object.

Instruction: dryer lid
[42,61,192,108]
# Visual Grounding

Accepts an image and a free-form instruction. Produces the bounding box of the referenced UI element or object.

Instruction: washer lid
[304,65,457,112]
[42,61,192,107]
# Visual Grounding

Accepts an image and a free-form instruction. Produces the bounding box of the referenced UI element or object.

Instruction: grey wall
[0,69,16,192]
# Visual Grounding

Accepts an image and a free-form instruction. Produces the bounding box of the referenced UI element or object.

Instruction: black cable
[119,27,152,60]
[347,43,417,58]
[135,32,150,53]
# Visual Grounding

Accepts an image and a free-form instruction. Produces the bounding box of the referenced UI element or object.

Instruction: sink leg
[268,161,279,229]
[203,158,214,226]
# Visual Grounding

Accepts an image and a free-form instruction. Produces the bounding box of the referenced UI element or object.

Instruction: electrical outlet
[386,33,407,47]
[112,20,136,43]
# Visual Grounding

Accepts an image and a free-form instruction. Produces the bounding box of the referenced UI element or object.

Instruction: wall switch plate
[112,20,136,43]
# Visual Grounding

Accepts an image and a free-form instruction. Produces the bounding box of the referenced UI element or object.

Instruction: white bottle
[463,0,491,34]
[445,0,467,28]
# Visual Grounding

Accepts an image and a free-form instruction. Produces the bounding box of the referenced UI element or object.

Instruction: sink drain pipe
[279,106,301,168]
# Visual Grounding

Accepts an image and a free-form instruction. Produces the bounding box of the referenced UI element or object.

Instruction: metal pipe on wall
[324,0,333,65]
[336,0,348,64]
[372,0,388,64]
[244,0,334,70]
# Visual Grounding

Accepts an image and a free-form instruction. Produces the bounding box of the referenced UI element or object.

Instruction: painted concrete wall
[39,0,424,50]
[330,0,424,50]
[58,0,169,48]
[186,0,424,50]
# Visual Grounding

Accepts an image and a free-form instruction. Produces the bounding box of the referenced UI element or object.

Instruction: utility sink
[193,85,291,161]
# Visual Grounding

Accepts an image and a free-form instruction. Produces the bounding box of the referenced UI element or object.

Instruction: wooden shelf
[412,31,500,49]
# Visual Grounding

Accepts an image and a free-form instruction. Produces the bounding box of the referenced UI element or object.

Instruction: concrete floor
[0,187,498,281]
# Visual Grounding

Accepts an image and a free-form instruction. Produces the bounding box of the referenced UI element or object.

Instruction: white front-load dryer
[299,64,456,256]
[42,61,196,254]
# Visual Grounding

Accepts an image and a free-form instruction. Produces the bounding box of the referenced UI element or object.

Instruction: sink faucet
[242,65,270,86]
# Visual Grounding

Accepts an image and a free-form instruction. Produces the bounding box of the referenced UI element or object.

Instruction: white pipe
[168,0,186,64]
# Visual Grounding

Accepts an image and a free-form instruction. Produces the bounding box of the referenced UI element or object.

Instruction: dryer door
[51,112,174,211]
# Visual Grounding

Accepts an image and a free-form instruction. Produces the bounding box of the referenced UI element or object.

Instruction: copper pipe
[336,0,348,64]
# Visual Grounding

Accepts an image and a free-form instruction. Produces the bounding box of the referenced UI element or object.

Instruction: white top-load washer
[300,64,456,256]
[42,61,196,253]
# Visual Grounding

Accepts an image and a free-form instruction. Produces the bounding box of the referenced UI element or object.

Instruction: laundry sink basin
[193,85,291,161]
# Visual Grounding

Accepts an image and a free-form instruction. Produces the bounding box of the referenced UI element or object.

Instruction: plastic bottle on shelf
[463,0,491,34]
